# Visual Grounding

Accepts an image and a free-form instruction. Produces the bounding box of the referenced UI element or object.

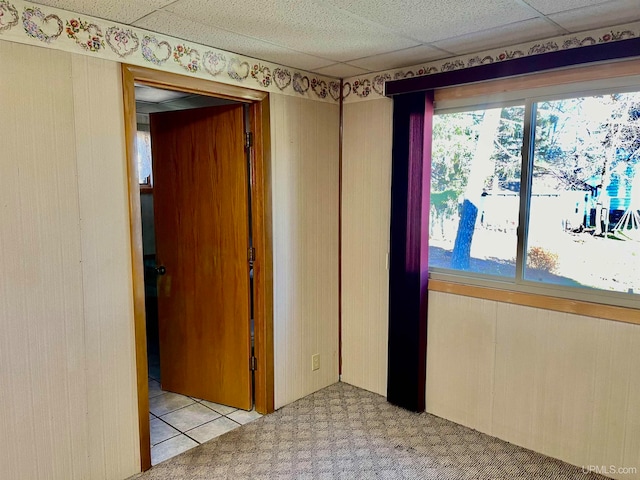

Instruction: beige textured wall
[270,94,340,409]
[340,98,393,396]
[0,39,341,480]
[426,291,640,480]
[0,43,139,480]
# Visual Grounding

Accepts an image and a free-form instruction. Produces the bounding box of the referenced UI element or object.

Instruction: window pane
[429,106,524,277]
[527,93,640,293]
[137,130,153,185]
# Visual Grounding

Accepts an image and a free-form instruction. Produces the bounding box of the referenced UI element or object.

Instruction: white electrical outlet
[312,354,320,371]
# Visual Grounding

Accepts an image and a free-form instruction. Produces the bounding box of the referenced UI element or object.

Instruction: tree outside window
[429,89,640,296]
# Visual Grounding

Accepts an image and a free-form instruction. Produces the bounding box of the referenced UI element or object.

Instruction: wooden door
[150,104,252,410]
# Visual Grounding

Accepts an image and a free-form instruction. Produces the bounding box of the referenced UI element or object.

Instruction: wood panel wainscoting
[429,279,640,326]
[121,64,274,471]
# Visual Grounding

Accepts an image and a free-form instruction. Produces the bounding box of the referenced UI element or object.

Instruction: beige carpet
[132,382,607,479]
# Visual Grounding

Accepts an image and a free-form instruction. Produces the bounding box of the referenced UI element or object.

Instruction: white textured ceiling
[31,0,640,78]
[134,84,236,121]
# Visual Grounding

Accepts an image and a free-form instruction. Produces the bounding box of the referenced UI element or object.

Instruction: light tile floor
[148,378,262,466]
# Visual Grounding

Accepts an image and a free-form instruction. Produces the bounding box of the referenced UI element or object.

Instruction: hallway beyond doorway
[148,362,262,465]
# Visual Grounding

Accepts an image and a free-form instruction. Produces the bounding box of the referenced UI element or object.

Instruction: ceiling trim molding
[0,0,340,103]
[343,20,640,104]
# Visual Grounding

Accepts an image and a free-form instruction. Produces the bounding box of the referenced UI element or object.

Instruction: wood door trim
[251,98,275,414]
[121,64,274,472]
[122,65,151,471]
[124,64,268,102]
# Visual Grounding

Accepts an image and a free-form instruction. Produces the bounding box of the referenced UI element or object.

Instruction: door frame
[121,64,274,471]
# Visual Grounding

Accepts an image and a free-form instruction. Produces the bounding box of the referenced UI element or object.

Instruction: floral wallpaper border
[343,21,640,103]
[0,0,341,103]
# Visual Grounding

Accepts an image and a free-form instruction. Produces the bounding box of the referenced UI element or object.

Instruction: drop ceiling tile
[135,85,190,103]
[161,0,419,62]
[432,18,566,55]
[523,0,610,15]
[348,45,452,71]
[313,63,370,78]
[548,0,640,31]
[323,0,539,43]
[30,0,173,24]
[134,11,335,71]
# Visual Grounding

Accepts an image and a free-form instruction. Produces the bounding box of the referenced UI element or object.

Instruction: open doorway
[136,85,239,383]
[135,86,261,464]
[122,65,274,471]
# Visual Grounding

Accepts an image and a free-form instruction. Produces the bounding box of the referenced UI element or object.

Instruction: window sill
[428,278,640,326]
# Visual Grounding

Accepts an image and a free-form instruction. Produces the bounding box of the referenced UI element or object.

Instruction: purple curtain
[387,90,434,412]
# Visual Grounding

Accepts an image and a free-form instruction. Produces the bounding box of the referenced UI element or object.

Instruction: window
[430,105,524,278]
[137,129,153,188]
[429,86,640,303]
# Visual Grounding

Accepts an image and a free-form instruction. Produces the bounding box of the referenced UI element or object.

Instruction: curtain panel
[387,91,434,412]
